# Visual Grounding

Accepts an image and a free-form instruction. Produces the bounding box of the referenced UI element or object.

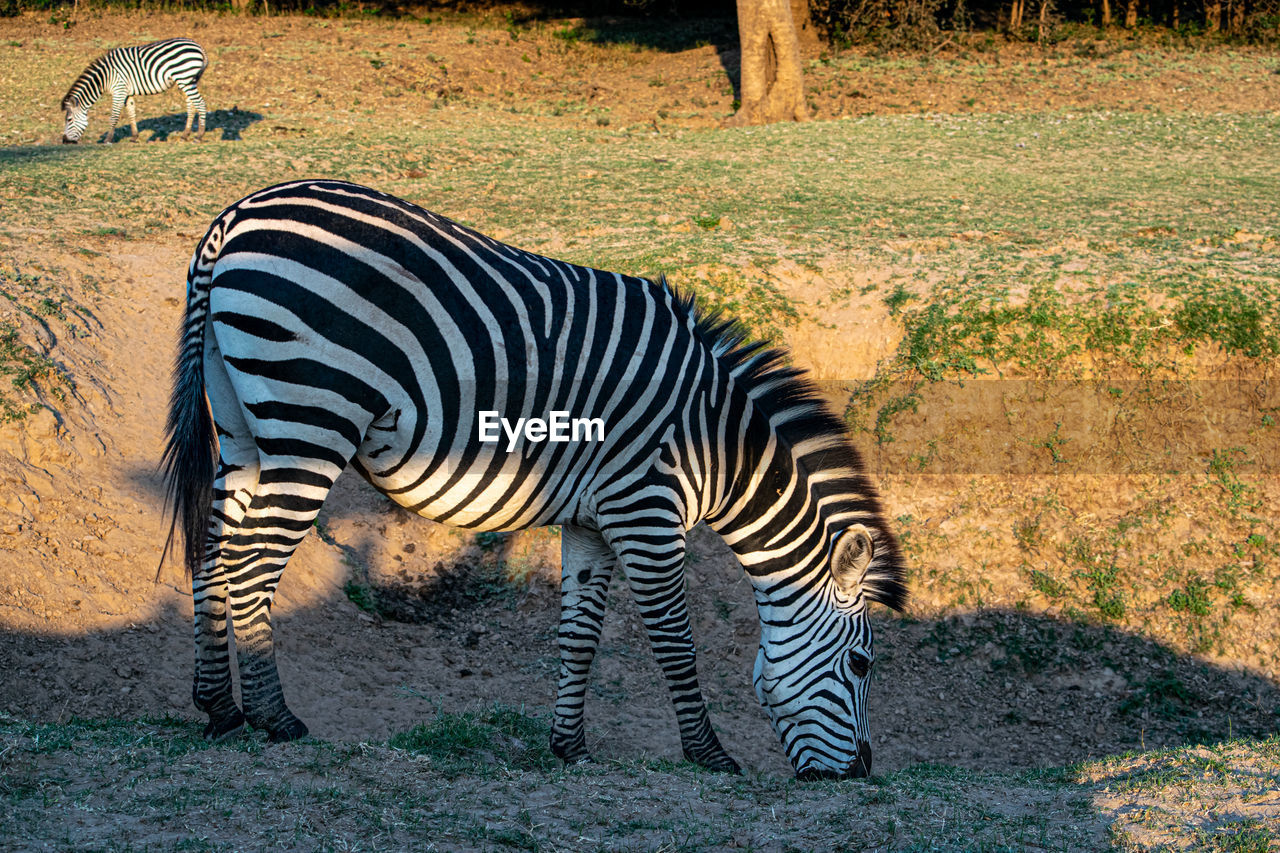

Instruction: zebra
[162,179,908,779]
[61,37,207,144]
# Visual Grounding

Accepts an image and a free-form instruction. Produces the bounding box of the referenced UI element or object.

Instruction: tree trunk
[789,0,823,58]
[1009,0,1025,31]
[1101,0,1112,26]
[1124,0,1139,26]
[728,0,809,126]
[1038,0,1051,42]
[1204,0,1222,30]
[1228,0,1245,31]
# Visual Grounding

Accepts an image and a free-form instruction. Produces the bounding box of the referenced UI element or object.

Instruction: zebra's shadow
[115,107,264,143]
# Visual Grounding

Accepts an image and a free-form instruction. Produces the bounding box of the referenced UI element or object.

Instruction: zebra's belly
[356,422,593,533]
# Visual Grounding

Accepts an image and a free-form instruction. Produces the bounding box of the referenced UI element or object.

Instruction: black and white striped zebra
[61,37,207,144]
[162,180,907,779]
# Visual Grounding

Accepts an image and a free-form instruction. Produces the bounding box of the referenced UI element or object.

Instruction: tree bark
[1124,0,1139,26]
[1101,0,1112,26]
[1229,0,1245,31]
[728,0,809,126]
[1009,0,1025,31]
[1204,0,1222,30]
[789,0,823,58]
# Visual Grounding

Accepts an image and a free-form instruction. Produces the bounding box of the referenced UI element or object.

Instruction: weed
[1119,672,1195,718]
[343,579,379,615]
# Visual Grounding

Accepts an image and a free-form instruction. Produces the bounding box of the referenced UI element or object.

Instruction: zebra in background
[62,37,207,144]
[162,180,907,779]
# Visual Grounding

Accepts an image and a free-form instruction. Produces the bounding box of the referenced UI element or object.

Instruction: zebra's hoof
[686,750,743,775]
[265,716,310,743]
[203,707,246,743]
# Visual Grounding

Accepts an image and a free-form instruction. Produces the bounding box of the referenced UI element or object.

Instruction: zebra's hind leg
[180,83,207,141]
[192,447,253,742]
[124,97,139,141]
[602,513,741,774]
[223,459,343,743]
[551,524,617,765]
[192,358,261,742]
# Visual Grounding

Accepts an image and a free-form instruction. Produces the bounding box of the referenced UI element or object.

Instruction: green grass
[0,712,1114,851]
[7,713,1273,851]
[2,112,1277,343]
[388,704,557,774]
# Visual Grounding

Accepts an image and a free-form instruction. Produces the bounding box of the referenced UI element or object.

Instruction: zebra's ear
[832,524,875,594]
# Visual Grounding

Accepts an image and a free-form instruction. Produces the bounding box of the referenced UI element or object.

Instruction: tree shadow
[106,464,1279,772]
[508,11,744,101]
[124,108,265,143]
[4,550,1277,777]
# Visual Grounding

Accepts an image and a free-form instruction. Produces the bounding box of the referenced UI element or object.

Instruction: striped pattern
[62,37,207,144]
[162,180,907,778]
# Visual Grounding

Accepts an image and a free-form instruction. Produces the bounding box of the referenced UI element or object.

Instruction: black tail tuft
[157,239,220,581]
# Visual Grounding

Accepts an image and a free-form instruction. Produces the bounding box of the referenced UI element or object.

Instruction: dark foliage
[10,0,1280,44]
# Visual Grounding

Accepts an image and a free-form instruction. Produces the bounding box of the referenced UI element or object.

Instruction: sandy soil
[1,10,1278,793]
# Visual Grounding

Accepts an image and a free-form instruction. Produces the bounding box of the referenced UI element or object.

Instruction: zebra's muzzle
[795,740,872,780]
[61,136,77,145]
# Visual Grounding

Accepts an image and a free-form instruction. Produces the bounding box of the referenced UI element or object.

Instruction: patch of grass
[1174,284,1279,358]
[388,705,556,774]
[1206,447,1262,516]
[1119,672,1195,719]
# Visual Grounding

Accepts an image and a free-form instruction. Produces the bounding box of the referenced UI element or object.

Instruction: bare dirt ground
[1,9,1279,850]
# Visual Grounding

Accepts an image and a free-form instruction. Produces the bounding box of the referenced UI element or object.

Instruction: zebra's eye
[847,651,871,679]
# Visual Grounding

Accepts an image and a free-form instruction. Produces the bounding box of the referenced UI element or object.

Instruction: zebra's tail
[158,218,226,580]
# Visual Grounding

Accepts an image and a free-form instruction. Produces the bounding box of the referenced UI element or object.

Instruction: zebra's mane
[61,56,105,110]
[665,279,908,611]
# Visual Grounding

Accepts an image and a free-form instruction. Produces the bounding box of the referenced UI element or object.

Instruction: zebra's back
[102,37,207,96]
[204,180,706,532]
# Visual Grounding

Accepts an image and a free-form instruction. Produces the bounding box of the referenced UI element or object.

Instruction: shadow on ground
[116,108,265,142]
[3,506,1276,775]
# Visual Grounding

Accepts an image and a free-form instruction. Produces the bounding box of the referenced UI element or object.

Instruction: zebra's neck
[64,61,107,110]
[696,351,893,600]
[705,404,837,576]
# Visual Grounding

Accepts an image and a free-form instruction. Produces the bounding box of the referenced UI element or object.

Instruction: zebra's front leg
[604,520,741,774]
[551,524,617,765]
[102,90,125,144]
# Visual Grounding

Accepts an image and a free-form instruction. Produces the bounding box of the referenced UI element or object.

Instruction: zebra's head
[752,523,905,780]
[61,95,89,144]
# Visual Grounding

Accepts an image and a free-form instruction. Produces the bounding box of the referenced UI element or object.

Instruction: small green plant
[1206,448,1261,515]
[343,579,378,614]
[1027,568,1067,600]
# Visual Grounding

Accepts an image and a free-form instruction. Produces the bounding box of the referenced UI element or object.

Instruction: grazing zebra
[61,37,207,144]
[162,180,907,779]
